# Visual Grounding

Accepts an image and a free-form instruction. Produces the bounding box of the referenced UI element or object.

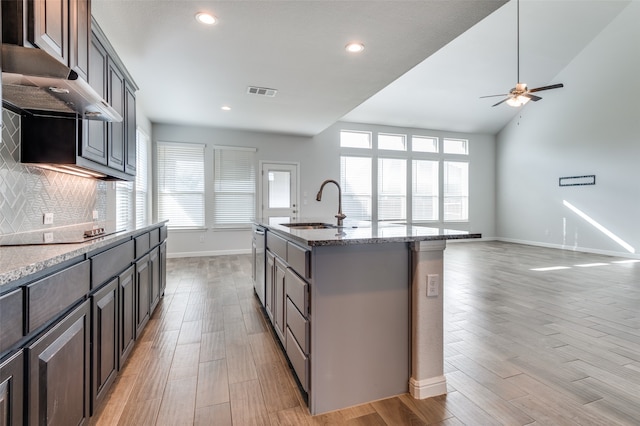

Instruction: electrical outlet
[43,213,54,225]
[199,234,205,243]
[427,274,439,297]
[43,232,54,243]
[93,210,99,220]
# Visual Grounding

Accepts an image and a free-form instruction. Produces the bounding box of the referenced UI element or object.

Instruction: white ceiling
[91,0,631,137]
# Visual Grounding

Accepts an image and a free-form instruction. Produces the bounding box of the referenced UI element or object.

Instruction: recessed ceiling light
[196,12,217,25]
[345,42,365,53]
[221,106,231,111]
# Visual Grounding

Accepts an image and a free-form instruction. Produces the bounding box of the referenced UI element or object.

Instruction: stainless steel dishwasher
[252,224,266,306]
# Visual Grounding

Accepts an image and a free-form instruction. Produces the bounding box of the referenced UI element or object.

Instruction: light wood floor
[92,241,640,425]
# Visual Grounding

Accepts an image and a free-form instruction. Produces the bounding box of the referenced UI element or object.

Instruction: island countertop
[257,218,481,247]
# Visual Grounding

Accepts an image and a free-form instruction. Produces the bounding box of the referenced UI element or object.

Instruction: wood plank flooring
[91,241,640,425]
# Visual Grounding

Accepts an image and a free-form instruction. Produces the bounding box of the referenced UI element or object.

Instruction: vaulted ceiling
[92,0,631,137]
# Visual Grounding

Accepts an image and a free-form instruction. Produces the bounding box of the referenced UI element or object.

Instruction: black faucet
[316,179,346,227]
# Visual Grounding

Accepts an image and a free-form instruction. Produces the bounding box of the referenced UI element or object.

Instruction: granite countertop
[257,218,481,247]
[0,221,168,289]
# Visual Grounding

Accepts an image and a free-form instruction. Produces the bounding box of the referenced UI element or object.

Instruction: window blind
[412,160,438,221]
[378,158,406,221]
[115,181,134,230]
[157,142,205,228]
[443,161,469,221]
[340,156,372,220]
[135,129,149,228]
[213,146,256,227]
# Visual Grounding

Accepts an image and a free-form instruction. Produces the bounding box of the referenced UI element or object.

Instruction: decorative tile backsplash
[0,108,107,235]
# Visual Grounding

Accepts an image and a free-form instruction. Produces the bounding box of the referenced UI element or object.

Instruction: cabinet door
[91,277,118,414]
[274,258,287,343]
[107,62,125,171]
[119,266,136,365]
[0,351,24,426]
[135,255,150,337]
[30,0,69,66]
[149,247,160,314]
[159,241,167,296]
[27,301,90,426]
[265,251,275,321]
[69,0,90,80]
[124,82,137,175]
[82,35,108,165]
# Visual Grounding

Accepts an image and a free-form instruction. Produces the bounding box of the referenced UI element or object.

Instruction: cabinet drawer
[286,328,309,392]
[0,288,23,354]
[150,228,160,246]
[27,260,90,333]
[287,241,310,278]
[135,232,151,258]
[160,225,168,241]
[267,232,287,260]
[286,298,309,354]
[91,240,134,288]
[285,268,308,315]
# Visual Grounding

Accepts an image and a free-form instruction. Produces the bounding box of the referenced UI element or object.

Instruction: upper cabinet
[4,0,91,79]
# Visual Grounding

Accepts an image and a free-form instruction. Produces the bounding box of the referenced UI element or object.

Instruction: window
[412,136,438,153]
[340,130,372,149]
[378,133,406,151]
[443,138,468,155]
[213,146,256,227]
[135,129,149,228]
[115,181,134,230]
[340,129,469,224]
[378,158,406,221]
[157,142,205,228]
[412,160,438,221]
[340,156,372,220]
[444,161,469,221]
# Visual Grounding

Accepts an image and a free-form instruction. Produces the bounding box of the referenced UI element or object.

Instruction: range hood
[1,44,122,122]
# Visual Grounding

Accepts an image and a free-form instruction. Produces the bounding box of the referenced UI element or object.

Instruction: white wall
[153,121,496,257]
[496,1,640,257]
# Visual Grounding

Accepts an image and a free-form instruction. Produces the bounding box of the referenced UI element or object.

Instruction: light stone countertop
[257,218,481,247]
[0,221,167,290]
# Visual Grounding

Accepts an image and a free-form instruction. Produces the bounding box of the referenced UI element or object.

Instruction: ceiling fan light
[506,95,530,107]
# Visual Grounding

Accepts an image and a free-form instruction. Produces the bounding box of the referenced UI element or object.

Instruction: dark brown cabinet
[91,277,118,413]
[82,34,108,165]
[119,265,136,365]
[69,0,90,80]
[107,60,125,171]
[135,255,150,336]
[27,301,90,426]
[0,351,23,426]
[124,82,137,175]
[149,247,161,314]
[0,288,23,356]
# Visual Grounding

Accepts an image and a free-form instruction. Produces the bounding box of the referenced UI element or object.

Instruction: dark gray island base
[255,219,480,415]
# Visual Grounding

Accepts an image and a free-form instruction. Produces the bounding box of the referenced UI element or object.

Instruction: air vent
[247,86,277,97]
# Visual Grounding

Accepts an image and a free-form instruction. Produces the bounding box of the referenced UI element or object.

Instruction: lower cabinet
[149,247,160,314]
[274,257,287,344]
[135,255,151,336]
[159,241,167,296]
[119,265,136,365]
[91,278,119,413]
[0,350,24,426]
[265,251,275,321]
[27,301,90,426]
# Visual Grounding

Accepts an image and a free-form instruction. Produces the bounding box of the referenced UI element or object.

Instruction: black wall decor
[559,175,596,187]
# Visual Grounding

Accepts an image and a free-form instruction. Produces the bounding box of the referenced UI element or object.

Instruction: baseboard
[496,237,640,259]
[409,375,447,399]
[167,249,252,259]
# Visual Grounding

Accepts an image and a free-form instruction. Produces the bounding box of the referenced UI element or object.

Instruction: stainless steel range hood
[1,44,122,122]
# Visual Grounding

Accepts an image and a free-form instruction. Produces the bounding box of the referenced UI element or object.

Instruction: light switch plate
[427,274,439,297]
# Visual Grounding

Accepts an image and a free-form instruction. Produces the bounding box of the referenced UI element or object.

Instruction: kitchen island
[256,219,480,414]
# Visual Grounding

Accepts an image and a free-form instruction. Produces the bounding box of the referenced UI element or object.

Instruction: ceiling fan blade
[524,93,542,102]
[492,98,511,107]
[529,83,564,93]
[480,94,509,99]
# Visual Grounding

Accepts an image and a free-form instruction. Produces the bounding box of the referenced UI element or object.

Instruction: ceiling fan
[481,0,564,107]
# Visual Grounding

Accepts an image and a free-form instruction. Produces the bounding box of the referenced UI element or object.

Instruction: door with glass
[261,163,298,225]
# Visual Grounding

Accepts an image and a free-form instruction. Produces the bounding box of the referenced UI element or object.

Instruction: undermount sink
[280,222,336,230]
